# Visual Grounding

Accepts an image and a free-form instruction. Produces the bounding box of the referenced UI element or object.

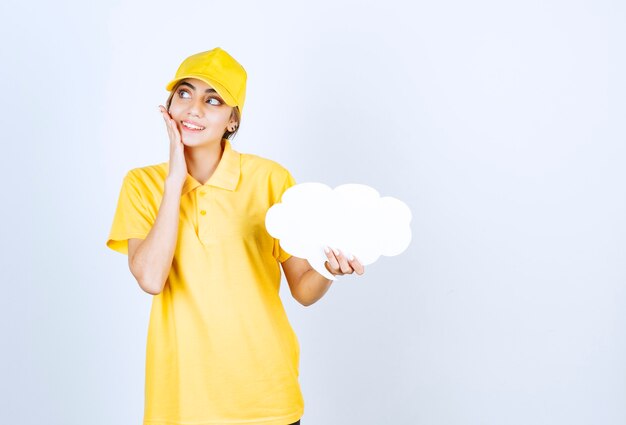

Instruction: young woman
[106,47,365,424]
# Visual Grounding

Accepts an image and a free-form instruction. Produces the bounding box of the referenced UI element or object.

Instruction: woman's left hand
[324,247,365,277]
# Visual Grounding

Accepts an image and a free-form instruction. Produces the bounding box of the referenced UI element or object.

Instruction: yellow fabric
[106,139,303,425]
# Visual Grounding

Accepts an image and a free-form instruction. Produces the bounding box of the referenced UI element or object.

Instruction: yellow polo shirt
[106,139,304,425]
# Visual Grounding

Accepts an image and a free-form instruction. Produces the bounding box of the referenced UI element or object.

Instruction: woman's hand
[159,105,187,187]
[324,247,365,277]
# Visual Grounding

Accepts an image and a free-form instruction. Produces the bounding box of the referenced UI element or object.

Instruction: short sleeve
[106,171,154,255]
[272,169,297,263]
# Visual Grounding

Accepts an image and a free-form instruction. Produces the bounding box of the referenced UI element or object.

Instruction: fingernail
[349,254,355,261]
[324,247,330,254]
[332,248,339,256]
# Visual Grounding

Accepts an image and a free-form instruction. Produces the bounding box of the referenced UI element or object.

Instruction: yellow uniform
[106,138,304,425]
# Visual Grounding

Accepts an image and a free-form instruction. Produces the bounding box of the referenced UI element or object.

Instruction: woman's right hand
[159,105,187,188]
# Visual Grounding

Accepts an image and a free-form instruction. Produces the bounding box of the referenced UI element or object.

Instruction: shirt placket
[196,186,211,244]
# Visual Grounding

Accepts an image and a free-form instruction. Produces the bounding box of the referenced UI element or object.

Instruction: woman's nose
[187,99,204,117]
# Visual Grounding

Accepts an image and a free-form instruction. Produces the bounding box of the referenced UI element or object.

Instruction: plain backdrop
[1,0,624,424]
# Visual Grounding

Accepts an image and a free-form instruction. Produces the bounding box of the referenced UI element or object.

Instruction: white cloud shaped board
[265,182,412,280]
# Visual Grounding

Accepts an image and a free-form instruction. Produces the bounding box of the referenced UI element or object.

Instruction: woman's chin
[180,134,221,147]
[181,137,207,147]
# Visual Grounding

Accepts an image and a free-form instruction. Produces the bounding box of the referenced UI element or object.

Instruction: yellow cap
[165,47,247,117]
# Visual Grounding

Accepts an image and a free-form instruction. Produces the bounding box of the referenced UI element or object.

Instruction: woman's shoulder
[124,161,169,182]
[240,151,292,178]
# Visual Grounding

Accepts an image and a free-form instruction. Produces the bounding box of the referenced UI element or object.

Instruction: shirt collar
[180,138,241,196]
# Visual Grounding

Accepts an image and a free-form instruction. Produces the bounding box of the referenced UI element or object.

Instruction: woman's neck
[184,139,224,185]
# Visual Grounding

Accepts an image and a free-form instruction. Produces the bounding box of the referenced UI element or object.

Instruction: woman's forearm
[130,179,182,295]
[296,269,333,306]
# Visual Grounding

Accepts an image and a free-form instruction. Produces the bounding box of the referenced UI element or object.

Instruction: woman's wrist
[165,177,184,193]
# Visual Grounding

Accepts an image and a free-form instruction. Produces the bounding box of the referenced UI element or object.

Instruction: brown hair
[165,81,241,140]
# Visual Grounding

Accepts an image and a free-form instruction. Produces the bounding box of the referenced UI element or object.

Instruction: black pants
[289,421,301,425]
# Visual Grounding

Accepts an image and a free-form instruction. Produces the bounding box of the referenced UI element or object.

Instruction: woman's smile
[181,120,206,132]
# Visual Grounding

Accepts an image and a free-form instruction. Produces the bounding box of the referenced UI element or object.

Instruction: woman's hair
[165,81,241,140]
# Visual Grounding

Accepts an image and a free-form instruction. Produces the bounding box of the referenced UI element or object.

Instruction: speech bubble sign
[265,182,412,280]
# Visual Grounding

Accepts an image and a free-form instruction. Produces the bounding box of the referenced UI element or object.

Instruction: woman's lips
[181,120,205,132]
[182,126,204,133]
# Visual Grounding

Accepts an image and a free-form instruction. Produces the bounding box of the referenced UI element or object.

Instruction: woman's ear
[228,109,239,131]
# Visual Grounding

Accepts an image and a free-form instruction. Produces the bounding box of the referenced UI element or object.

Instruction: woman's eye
[177,89,221,106]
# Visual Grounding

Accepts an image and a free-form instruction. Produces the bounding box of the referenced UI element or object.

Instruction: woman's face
[168,77,237,147]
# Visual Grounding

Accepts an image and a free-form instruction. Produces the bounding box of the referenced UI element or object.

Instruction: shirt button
[200,210,207,215]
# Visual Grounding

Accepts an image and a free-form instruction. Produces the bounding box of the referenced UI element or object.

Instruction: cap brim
[165,75,238,109]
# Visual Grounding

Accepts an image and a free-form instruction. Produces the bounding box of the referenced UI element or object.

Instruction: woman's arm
[281,248,365,306]
[282,256,331,306]
[126,106,187,295]
[127,179,183,295]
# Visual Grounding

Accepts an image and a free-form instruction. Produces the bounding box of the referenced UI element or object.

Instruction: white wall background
[1,0,624,424]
